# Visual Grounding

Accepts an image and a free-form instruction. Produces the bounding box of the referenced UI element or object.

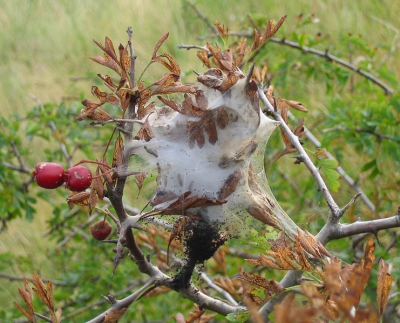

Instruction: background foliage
[0,0,399,322]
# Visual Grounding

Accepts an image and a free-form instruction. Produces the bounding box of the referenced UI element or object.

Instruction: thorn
[192,70,200,76]
[244,63,255,88]
[133,224,147,232]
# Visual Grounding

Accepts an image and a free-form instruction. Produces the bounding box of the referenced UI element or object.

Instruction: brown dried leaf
[151,73,180,96]
[212,247,227,274]
[245,253,281,270]
[157,192,226,216]
[144,286,171,298]
[152,32,169,59]
[135,114,155,142]
[294,241,313,271]
[119,43,131,72]
[197,50,211,68]
[244,291,264,306]
[138,101,155,120]
[261,66,268,84]
[247,204,279,228]
[216,106,229,129]
[89,187,97,213]
[98,158,115,187]
[234,38,249,66]
[104,307,128,323]
[218,71,243,91]
[158,96,181,113]
[294,230,322,260]
[55,308,62,322]
[87,107,113,121]
[364,238,375,271]
[316,148,327,159]
[207,43,222,60]
[214,277,239,299]
[90,52,120,75]
[377,259,392,317]
[286,99,308,113]
[112,134,124,169]
[186,305,216,323]
[294,118,306,138]
[32,274,52,309]
[251,29,264,51]
[215,20,229,38]
[117,89,131,113]
[220,49,233,71]
[77,99,103,121]
[301,281,333,319]
[67,191,90,209]
[14,279,35,323]
[91,86,108,103]
[218,169,242,199]
[266,247,297,270]
[238,272,268,289]
[195,90,208,110]
[92,168,104,200]
[264,16,287,39]
[188,121,205,148]
[97,74,117,91]
[153,53,180,76]
[135,172,147,191]
[203,118,218,145]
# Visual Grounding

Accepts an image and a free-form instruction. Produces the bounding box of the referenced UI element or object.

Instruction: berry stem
[73,159,112,169]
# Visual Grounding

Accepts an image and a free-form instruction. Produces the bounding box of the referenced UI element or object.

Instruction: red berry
[33,162,65,189]
[64,166,92,191]
[90,220,112,240]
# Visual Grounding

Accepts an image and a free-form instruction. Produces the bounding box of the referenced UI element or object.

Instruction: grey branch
[259,89,340,216]
[86,264,243,323]
[190,33,394,94]
[200,272,238,305]
[330,214,400,241]
[290,114,376,212]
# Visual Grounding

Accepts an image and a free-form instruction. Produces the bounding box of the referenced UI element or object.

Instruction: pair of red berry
[33,162,92,191]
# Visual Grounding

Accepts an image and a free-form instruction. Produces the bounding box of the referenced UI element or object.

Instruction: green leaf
[317,158,339,169]
[322,167,341,192]
[226,310,250,322]
[237,228,276,251]
[361,159,376,172]
[316,158,341,192]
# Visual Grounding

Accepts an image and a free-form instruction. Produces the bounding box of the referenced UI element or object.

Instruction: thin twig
[200,272,238,305]
[34,313,52,322]
[48,121,72,168]
[61,280,144,320]
[322,125,398,142]
[191,32,394,94]
[259,89,340,216]
[293,115,376,212]
[184,1,218,34]
[55,207,108,249]
[0,273,67,286]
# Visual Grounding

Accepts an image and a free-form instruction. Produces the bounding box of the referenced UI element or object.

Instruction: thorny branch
[289,113,376,212]
[259,89,340,216]
[190,33,394,95]
[257,88,400,320]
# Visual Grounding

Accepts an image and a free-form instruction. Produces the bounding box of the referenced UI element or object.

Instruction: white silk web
[127,69,300,241]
